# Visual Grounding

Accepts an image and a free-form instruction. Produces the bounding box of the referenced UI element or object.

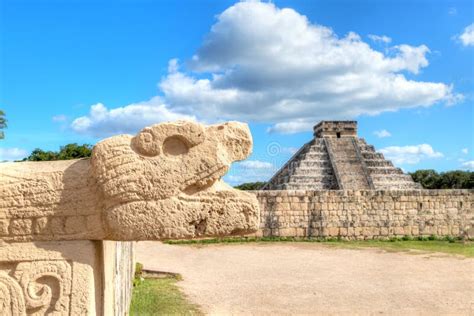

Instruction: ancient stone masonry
[0,120,260,315]
[252,190,474,239]
[263,121,421,190]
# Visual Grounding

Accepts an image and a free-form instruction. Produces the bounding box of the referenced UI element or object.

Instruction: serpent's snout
[212,121,253,163]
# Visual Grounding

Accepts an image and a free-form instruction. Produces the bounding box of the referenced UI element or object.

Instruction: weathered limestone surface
[0,120,259,241]
[264,121,421,190]
[252,190,474,239]
[0,120,259,315]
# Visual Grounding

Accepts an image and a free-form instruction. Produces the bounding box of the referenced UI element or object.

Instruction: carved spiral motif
[15,261,72,314]
[0,272,26,316]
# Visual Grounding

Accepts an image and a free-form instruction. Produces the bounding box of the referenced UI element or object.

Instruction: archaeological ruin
[0,121,260,315]
[0,119,472,315]
[257,121,472,239]
[263,121,421,190]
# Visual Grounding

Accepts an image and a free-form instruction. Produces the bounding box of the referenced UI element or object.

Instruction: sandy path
[137,242,474,315]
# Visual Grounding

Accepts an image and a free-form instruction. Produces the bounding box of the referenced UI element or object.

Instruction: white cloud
[461,160,474,170]
[0,148,28,161]
[71,98,195,137]
[373,129,392,138]
[238,160,274,169]
[266,121,313,134]
[448,7,457,16]
[461,148,468,154]
[52,114,67,122]
[226,159,277,185]
[458,23,474,46]
[71,1,461,136]
[380,144,443,164]
[368,34,392,44]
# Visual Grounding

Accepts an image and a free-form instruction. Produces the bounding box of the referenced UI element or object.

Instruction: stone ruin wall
[0,121,261,315]
[0,240,134,316]
[251,190,473,239]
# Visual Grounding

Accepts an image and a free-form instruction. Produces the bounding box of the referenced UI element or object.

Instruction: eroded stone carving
[0,271,26,315]
[0,120,260,241]
[0,260,72,315]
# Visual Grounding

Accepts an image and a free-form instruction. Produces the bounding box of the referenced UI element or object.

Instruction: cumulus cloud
[461,148,468,154]
[226,159,277,185]
[373,129,392,138]
[71,98,195,137]
[266,121,314,134]
[71,1,461,137]
[380,144,443,164]
[238,160,274,169]
[368,34,392,44]
[458,23,474,46]
[0,148,28,161]
[461,160,474,170]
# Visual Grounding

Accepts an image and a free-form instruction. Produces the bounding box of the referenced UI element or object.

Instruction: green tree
[57,143,93,160]
[410,169,473,189]
[438,170,472,189]
[409,169,440,189]
[25,149,58,161]
[234,181,267,190]
[0,110,7,139]
[24,143,92,161]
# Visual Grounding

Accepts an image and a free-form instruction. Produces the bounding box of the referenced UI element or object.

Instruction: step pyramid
[263,121,422,190]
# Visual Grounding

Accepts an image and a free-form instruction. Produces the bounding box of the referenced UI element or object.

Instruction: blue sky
[1,0,473,184]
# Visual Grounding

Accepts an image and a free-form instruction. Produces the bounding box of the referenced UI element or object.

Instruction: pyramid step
[371,174,414,182]
[296,161,332,168]
[307,144,327,151]
[358,145,376,152]
[288,174,337,181]
[362,152,384,159]
[357,138,368,145]
[292,168,334,176]
[367,166,404,175]
[283,182,338,190]
[364,160,393,167]
[301,153,330,160]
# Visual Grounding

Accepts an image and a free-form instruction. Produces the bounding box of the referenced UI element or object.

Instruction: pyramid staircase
[263,139,338,190]
[324,137,372,190]
[263,121,421,190]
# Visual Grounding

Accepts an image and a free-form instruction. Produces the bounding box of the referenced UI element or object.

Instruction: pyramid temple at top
[263,121,421,190]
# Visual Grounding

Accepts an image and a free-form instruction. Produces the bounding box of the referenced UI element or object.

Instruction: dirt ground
[137,242,474,315]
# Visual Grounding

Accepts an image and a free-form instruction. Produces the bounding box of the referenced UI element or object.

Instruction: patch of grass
[164,236,474,257]
[324,240,474,257]
[130,275,202,316]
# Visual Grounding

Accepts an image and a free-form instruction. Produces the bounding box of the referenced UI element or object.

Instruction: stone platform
[263,121,421,190]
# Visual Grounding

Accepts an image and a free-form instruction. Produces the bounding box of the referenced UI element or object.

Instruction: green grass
[324,240,474,257]
[164,236,474,257]
[130,275,202,316]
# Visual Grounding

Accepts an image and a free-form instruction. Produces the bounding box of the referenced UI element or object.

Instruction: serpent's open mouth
[181,164,228,193]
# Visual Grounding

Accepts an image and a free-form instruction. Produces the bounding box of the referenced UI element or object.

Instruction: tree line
[21,144,92,161]
[409,169,473,189]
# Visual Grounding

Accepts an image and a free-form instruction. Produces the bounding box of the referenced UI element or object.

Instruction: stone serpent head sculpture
[0,121,259,241]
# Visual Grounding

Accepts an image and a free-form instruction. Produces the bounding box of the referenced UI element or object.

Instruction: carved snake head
[90,120,259,240]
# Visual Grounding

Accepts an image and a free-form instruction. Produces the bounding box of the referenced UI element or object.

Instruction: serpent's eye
[163,136,189,156]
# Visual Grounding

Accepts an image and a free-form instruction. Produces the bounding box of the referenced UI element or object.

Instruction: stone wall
[0,240,135,315]
[252,190,473,239]
[102,241,135,316]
